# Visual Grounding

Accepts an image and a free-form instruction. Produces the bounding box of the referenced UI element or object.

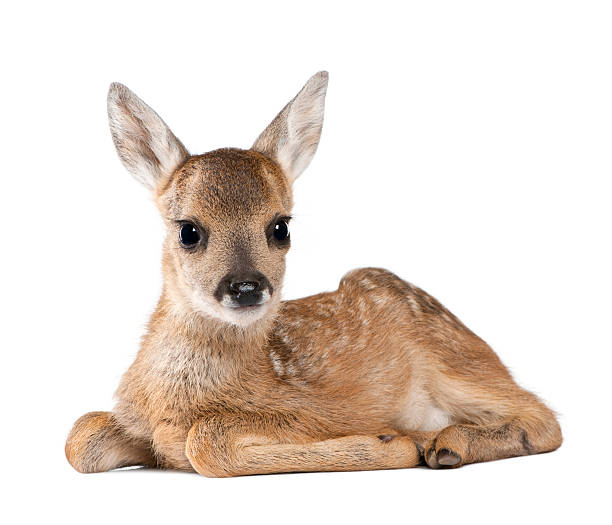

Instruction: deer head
[107,72,328,327]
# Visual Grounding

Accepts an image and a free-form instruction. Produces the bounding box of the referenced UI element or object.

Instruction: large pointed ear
[252,71,328,183]
[107,83,189,190]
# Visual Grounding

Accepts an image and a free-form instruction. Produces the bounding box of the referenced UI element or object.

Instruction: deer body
[66,73,561,476]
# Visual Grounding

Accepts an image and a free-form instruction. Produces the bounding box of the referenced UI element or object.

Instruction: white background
[1,1,610,523]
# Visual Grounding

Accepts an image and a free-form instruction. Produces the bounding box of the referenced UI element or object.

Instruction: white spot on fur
[269,349,284,376]
[370,291,387,305]
[276,325,294,350]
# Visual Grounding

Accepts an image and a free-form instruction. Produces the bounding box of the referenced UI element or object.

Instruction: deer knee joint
[185,420,243,477]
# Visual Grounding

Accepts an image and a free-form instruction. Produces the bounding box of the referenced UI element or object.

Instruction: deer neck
[152,284,277,373]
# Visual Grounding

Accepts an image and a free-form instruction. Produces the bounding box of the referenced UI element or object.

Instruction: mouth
[221,289,271,312]
[216,291,272,327]
[226,303,264,311]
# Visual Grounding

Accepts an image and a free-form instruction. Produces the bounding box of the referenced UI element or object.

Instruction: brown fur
[66,73,561,476]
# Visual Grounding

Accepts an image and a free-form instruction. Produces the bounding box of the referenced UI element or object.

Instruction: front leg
[185,414,422,477]
[66,411,156,473]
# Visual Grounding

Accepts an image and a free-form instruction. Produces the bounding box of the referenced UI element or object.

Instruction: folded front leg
[185,414,422,477]
[66,411,155,473]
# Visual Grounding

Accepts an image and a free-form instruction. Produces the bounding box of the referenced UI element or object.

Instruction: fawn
[65,72,562,476]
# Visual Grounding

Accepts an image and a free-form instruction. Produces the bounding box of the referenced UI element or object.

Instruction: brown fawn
[65,72,562,476]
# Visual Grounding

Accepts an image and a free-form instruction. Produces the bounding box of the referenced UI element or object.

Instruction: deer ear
[107,83,189,190]
[252,71,328,183]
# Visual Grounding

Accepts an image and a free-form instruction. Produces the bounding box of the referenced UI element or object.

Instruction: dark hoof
[437,448,461,466]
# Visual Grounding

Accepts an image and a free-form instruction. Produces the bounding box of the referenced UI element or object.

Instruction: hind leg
[66,411,155,473]
[424,395,562,468]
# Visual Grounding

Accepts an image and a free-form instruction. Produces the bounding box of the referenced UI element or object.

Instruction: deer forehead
[158,148,292,223]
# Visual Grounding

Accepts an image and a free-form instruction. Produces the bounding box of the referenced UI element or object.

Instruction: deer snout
[215,271,273,308]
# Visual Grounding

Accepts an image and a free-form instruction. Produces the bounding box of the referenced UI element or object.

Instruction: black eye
[273,220,290,242]
[179,223,200,247]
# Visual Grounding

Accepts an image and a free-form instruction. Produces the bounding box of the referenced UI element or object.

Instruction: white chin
[220,304,270,327]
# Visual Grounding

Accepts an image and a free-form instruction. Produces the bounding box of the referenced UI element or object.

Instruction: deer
[65,72,562,477]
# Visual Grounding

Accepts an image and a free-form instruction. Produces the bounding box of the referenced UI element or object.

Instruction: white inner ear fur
[107,83,188,190]
[252,71,328,183]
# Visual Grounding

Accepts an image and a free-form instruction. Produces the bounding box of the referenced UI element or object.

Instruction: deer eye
[179,223,201,247]
[273,219,290,242]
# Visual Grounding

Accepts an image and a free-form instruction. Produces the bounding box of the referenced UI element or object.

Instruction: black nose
[214,271,272,307]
